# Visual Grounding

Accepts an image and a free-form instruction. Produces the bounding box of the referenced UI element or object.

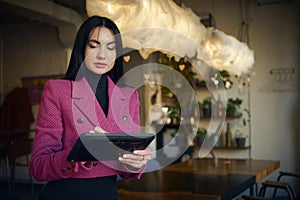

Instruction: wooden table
[117,158,280,200]
[163,158,280,183]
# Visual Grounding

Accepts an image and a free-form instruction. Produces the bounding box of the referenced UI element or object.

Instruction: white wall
[249,0,299,172]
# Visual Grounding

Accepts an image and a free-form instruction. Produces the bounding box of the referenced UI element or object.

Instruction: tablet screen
[67,133,155,162]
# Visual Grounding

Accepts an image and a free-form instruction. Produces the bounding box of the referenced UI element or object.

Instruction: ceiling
[0,9,29,25]
[0,0,288,26]
[48,0,87,16]
[0,0,87,25]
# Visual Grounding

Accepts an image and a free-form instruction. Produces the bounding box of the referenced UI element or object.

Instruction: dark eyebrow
[88,39,100,44]
[107,41,116,45]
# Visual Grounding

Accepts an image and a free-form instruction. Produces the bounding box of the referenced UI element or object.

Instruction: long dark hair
[65,16,124,84]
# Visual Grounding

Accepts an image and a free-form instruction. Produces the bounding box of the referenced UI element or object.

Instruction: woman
[29,16,151,200]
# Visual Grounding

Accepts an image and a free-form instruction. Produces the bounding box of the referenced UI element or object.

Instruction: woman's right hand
[89,126,106,133]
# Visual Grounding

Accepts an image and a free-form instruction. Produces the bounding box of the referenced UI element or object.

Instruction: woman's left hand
[118,148,152,169]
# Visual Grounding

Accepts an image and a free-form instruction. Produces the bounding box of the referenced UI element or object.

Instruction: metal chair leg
[258,185,266,197]
[9,157,16,193]
[5,156,12,192]
[25,154,35,199]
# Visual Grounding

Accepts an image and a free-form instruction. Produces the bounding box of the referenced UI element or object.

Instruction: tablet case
[67,133,155,162]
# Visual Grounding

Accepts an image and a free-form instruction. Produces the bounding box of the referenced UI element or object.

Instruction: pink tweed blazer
[29,76,144,182]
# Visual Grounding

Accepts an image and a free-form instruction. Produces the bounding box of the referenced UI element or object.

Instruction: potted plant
[226,97,243,117]
[234,129,247,147]
[234,108,250,147]
[201,97,212,117]
[170,130,189,146]
[166,104,181,125]
[194,127,207,146]
[220,70,234,89]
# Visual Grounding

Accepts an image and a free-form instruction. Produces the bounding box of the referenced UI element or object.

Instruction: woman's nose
[96,47,106,59]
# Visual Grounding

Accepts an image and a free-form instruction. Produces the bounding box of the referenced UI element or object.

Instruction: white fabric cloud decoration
[86,0,254,75]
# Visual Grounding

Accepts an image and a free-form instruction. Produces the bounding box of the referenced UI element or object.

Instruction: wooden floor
[118,189,221,200]
[0,181,220,200]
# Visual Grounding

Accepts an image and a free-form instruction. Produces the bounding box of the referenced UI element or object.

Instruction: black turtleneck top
[95,74,108,116]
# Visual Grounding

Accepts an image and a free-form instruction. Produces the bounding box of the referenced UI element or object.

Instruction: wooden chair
[7,137,34,194]
[0,87,35,197]
[0,130,35,198]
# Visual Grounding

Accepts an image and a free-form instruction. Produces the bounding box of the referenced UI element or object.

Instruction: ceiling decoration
[86,0,254,76]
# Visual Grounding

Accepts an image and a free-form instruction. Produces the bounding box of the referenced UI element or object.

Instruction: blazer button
[61,168,66,172]
[122,116,128,121]
[77,118,84,123]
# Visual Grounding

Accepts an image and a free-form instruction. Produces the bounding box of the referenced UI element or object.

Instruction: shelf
[198,115,241,123]
[226,115,242,120]
[213,145,251,150]
[155,123,180,129]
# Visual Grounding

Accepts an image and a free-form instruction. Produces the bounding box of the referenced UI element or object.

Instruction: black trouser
[39,176,118,200]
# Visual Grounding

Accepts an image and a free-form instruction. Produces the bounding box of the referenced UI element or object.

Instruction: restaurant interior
[0,0,299,199]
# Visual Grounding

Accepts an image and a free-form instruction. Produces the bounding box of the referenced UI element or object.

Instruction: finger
[123,149,152,161]
[118,157,146,168]
[122,154,146,161]
[89,130,95,133]
[121,154,151,164]
[121,161,144,169]
[94,126,105,133]
[133,148,152,156]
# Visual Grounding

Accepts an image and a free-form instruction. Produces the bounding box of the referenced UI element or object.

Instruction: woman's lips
[94,62,107,68]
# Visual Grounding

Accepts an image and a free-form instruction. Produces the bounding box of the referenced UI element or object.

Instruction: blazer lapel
[71,77,136,134]
[108,78,135,132]
[71,78,99,134]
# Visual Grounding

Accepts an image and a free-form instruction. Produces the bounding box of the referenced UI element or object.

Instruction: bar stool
[259,171,300,200]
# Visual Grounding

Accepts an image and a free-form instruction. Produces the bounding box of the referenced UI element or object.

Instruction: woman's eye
[88,42,99,49]
[107,43,116,51]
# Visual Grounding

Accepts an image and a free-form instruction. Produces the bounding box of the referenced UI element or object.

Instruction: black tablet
[67,133,155,162]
